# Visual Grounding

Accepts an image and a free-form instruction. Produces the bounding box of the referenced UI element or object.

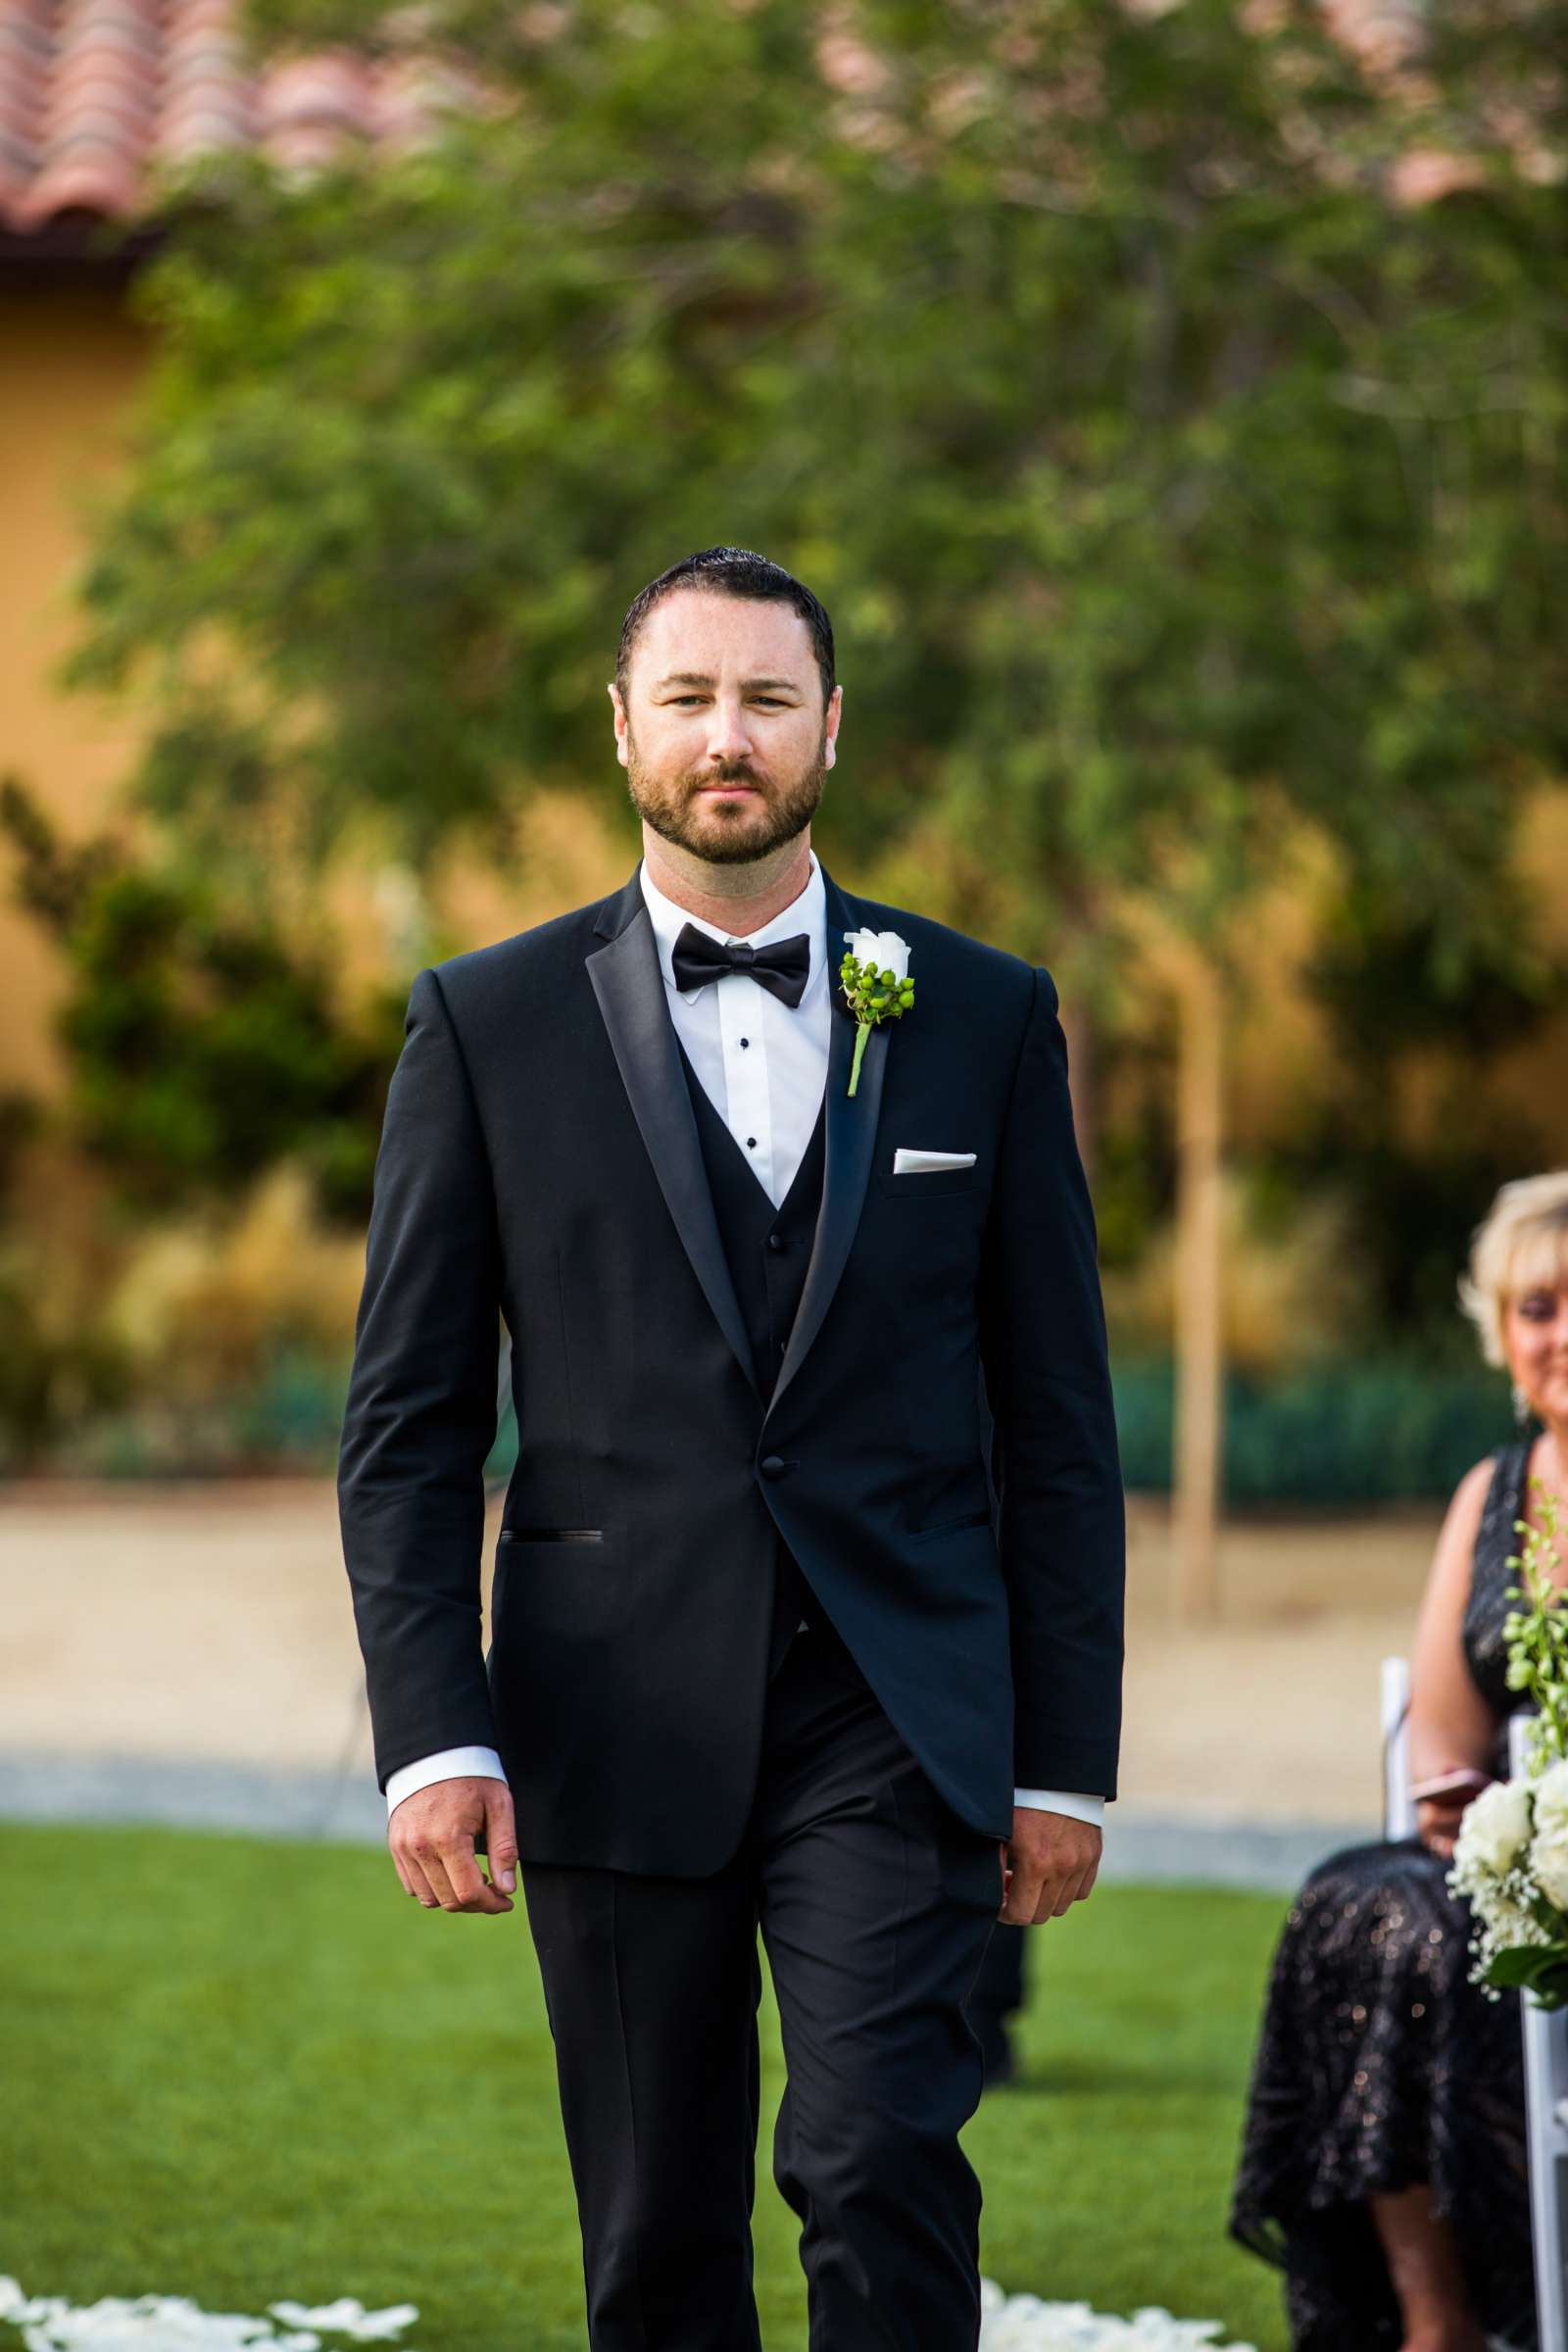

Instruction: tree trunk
[1172,949,1224,1622]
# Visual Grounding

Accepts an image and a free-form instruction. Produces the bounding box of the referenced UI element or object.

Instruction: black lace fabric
[1227,1438,1540,2351]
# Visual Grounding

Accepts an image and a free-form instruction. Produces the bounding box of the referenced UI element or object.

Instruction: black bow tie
[670,921,811,1010]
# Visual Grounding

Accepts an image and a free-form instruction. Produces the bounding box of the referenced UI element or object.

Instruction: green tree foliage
[57,0,1566,998]
[27,0,1564,1330]
[0,780,403,1220]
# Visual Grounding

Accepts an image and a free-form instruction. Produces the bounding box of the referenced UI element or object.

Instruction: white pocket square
[892,1149,977,1174]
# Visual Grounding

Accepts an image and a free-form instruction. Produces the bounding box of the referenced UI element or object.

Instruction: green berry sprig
[840,951,915,1097]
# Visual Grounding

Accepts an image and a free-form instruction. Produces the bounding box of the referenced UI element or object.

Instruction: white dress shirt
[385,852,1103,1833]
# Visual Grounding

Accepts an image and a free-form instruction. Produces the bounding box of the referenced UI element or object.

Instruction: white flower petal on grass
[0,2277,1255,2352]
[0,2285,418,2351]
[976,2282,1256,2350]
[267,2310,416,2343]
[9,2297,287,2348]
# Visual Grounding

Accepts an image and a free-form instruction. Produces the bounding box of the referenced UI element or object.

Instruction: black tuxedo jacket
[338,858,1125,1876]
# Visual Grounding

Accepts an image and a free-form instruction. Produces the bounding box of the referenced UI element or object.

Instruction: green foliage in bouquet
[1506,1480,1568,1773]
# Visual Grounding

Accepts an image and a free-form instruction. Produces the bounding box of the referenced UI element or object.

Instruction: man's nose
[705,701,756,759]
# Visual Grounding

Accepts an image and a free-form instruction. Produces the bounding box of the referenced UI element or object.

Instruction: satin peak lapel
[586,876,760,1400]
[767,866,889,1421]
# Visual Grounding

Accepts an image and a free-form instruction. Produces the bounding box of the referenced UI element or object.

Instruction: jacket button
[767,1232,785,1252]
[760,1454,787,1481]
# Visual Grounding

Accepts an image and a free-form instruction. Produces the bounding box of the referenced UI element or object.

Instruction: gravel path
[0,1744,1374,1889]
[0,1475,1446,1882]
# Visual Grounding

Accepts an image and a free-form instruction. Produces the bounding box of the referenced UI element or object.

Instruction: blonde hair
[1456,1171,1568,1368]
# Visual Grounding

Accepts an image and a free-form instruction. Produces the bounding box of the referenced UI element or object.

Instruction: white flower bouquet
[1446,1476,1568,2009]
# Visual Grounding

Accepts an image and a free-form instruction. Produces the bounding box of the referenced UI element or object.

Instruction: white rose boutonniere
[840,928,914,1097]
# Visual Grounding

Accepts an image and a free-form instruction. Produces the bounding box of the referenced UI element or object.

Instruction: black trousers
[965,1918,1026,2072]
[519,1606,1005,2351]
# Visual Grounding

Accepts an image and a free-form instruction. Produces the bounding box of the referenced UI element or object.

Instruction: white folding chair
[1381,1653,1416,1840]
[1383,1654,1566,2348]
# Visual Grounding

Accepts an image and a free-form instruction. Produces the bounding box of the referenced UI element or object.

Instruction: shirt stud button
[746,1136,757,1149]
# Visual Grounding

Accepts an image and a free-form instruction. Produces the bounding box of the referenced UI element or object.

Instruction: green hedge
[1113,1353,1516,1505]
[34,1346,1517,1503]
[487,1354,1514,1506]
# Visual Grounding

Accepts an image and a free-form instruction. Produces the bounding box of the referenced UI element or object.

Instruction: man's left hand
[997,1806,1102,1925]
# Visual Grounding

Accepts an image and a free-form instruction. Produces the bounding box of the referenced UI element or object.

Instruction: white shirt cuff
[386,1745,509,1818]
[1012,1787,1103,1827]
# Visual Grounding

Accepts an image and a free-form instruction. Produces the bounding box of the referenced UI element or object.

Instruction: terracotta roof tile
[0,0,485,239]
[0,0,1494,249]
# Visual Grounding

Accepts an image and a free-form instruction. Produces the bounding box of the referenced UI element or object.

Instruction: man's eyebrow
[653,672,804,693]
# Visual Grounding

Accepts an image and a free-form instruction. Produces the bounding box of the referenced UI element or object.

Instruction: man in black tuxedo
[339,545,1125,2350]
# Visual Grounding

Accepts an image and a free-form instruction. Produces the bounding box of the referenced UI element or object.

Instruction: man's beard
[625,731,827,866]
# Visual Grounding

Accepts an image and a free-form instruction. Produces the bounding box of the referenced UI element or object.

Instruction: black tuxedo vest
[672,1031,826,1672]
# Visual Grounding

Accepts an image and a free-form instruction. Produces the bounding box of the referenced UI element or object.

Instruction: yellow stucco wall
[0,272,631,1102]
[0,281,157,1095]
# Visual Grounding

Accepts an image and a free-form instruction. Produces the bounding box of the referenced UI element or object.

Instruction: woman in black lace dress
[1229,1172,1568,2352]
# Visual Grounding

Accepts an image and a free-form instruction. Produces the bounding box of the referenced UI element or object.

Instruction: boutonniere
[840,928,914,1097]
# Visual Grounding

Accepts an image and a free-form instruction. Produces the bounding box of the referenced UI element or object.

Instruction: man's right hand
[389,1776,519,1914]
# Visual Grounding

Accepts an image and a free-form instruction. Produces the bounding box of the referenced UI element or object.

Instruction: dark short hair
[616,546,835,711]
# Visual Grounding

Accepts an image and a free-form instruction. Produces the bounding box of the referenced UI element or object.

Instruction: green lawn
[0,1823,1294,2349]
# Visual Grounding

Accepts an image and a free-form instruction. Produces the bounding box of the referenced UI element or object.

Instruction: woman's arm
[1405,1455,1505,1852]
